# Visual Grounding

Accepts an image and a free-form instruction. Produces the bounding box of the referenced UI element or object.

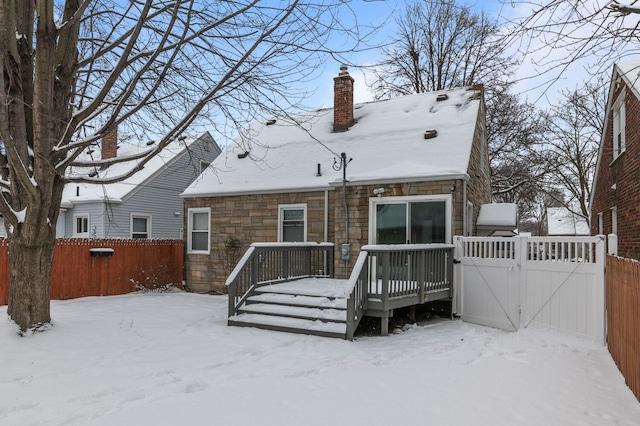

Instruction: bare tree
[0,0,365,332]
[505,0,640,89]
[535,80,606,222]
[487,86,546,221]
[371,0,517,98]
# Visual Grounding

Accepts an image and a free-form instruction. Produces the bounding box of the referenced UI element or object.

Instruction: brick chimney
[333,65,354,132]
[101,126,118,159]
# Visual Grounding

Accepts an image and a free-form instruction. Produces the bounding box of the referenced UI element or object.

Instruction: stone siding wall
[185,191,333,293]
[465,94,493,233]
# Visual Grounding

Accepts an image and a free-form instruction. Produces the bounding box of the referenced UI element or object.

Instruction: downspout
[463,180,468,237]
[324,189,329,242]
[343,173,348,244]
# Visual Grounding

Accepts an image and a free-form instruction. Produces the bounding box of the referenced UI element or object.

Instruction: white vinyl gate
[454,235,606,344]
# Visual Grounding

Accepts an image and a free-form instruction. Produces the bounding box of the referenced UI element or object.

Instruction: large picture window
[370,195,451,244]
[278,204,307,242]
[188,208,210,253]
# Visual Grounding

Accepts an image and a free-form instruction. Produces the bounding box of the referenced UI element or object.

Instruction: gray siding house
[1,131,221,239]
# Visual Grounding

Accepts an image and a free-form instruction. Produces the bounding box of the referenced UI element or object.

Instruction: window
[611,207,618,235]
[370,195,452,244]
[73,214,89,237]
[188,208,210,253]
[597,212,603,235]
[131,214,151,239]
[613,91,626,159]
[278,204,306,242]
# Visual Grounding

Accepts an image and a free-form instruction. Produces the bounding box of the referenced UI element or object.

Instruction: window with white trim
[613,91,626,159]
[73,214,89,237]
[611,207,618,235]
[369,194,452,244]
[597,212,603,235]
[131,214,151,239]
[278,204,307,242]
[188,208,210,253]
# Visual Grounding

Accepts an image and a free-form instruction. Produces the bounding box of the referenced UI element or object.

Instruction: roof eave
[181,185,335,199]
[330,173,470,187]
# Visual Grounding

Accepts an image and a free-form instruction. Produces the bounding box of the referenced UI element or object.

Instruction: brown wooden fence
[0,239,183,306]
[606,255,640,402]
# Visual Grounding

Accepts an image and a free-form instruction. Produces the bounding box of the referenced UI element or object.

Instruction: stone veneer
[184,87,491,293]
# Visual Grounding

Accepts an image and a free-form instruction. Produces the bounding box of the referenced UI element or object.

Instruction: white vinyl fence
[454,235,606,344]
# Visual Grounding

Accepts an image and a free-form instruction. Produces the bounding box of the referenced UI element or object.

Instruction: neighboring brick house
[591,60,640,258]
[182,67,492,294]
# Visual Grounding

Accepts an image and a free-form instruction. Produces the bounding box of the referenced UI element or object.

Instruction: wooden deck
[227,243,454,339]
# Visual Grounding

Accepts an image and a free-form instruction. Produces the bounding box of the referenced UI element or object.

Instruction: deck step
[254,279,351,298]
[239,303,346,322]
[229,313,347,339]
[247,293,347,309]
[229,278,351,339]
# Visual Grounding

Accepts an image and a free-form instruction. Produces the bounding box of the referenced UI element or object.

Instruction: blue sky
[309,0,523,108]
[308,0,616,109]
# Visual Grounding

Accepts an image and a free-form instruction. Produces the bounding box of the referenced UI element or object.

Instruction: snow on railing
[226,242,335,318]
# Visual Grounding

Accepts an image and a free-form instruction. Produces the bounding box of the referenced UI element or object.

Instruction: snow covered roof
[182,86,482,197]
[476,203,518,236]
[547,207,590,236]
[62,132,214,207]
[615,60,640,100]
[477,203,517,227]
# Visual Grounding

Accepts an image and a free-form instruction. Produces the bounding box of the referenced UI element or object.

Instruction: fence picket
[0,239,183,306]
[606,255,640,402]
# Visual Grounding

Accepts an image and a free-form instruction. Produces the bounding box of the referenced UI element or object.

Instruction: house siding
[592,78,640,258]
[184,191,333,293]
[64,203,106,238]
[183,88,491,294]
[60,135,220,240]
[333,180,465,278]
[102,139,220,239]
[466,96,493,233]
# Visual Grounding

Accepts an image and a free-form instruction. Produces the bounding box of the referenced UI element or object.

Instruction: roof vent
[237,151,250,159]
[266,119,276,126]
[88,170,98,178]
[424,130,438,139]
[146,140,155,146]
[436,94,448,102]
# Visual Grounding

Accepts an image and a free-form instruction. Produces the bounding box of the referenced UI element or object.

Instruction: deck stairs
[228,279,352,339]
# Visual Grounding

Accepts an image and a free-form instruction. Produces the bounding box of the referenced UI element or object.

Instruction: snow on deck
[255,278,351,298]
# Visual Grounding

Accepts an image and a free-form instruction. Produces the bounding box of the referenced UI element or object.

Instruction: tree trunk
[7,230,56,332]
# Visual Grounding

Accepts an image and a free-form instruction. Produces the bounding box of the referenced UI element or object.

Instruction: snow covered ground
[1,291,639,425]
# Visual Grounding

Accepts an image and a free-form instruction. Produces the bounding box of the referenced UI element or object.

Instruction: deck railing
[226,242,334,318]
[347,244,454,334]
